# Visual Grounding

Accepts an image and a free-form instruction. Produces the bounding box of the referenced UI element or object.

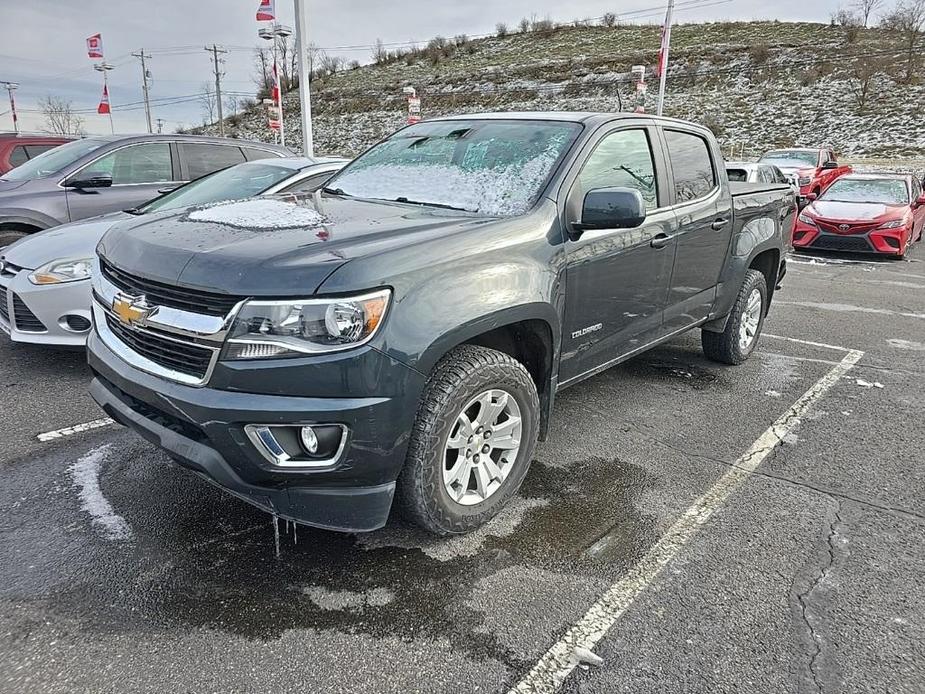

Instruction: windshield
[1,138,106,181]
[820,178,909,205]
[326,119,582,216]
[759,150,819,168]
[726,168,749,182]
[140,161,300,213]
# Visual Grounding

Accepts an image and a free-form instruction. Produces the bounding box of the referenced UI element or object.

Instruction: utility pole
[155,118,166,134]
[656,0,675,117]
[1,81,18,133]
[294,0,314,156]
[132,49,153,133]
[204,44,227,136]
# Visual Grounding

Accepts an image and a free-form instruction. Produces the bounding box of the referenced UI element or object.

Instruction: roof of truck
[436,111,706,127]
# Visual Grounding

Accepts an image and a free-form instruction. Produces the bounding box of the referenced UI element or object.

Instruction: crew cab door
[64,142,177,222]
[559,124,677,384]
[661,127,732,331]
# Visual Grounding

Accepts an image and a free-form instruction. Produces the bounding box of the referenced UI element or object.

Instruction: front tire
[397,345,540,535]
[0,229,28,249]
[702,269,768,365]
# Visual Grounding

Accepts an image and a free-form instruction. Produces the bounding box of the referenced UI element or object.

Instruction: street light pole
[94,62,115,134]
[656,0,675,117]
[258,24,291,148]
[294,0,314,156]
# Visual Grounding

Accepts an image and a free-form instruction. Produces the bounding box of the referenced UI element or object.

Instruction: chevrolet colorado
[86,112,794,535]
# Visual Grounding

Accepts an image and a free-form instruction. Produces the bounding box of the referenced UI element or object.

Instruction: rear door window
[242,146,280,162]
[664,130,716,203]
[8,146,28,168]
[82,143,174,184]
[180,143,246,180]
[574,129,659,210]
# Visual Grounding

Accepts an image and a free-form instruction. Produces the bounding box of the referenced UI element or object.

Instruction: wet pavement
[1,246,923,693]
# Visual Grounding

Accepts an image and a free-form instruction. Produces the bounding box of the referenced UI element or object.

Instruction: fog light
[300,426,319,454]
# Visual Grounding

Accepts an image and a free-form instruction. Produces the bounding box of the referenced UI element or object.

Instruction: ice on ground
[187,198,325,229]
[69,444,133,542]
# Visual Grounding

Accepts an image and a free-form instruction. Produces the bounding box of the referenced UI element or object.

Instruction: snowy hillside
[195,21,924,161]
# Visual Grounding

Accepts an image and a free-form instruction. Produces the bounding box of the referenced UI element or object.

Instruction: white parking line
[510,345,865,694]
[37,418,115,442]
[763,332,854,353]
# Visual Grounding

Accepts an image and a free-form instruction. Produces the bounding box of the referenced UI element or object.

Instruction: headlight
[224,289,390,359]
[797,213,816,226]
[798,176,812,186]
[28,258,94,285]
[878,219,906,229]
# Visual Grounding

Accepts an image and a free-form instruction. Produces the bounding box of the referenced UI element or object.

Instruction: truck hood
[809,200,903,222]
[2,212,129,270]
[774,166,816,177]
[98,194,495,296]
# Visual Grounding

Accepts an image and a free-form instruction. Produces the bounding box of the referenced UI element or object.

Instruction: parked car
[86,112,793,535]
[0,134,73,175]
[0,157,345,346]
[758,147,851,200]
[725,160,792,187]
[792,172,925,258]
[0,134,291,247]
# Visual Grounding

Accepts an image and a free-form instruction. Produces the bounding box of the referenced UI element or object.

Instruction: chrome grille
[105,314,214,380]
[101,259,243,317]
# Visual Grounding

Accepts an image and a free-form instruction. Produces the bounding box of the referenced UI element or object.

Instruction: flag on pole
[87,34,104,59]
[98,84,111,114]
[271,60,280,103]
[655,23,670,78]
[256,0,275,21]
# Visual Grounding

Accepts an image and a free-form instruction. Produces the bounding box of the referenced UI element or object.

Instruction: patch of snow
[302,586,395,612]
[187,198,326,229]
[855,378,884,388]
[886,338,925,351]
[69,445,133,542]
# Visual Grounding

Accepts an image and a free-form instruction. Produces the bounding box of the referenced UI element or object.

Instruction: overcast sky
[0,0,843,135]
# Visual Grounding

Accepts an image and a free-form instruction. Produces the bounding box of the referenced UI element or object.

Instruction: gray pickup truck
[86,112,794,535]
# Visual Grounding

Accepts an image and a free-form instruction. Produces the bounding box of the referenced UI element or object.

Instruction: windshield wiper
[322,186,351,197]
[392,196,468,212]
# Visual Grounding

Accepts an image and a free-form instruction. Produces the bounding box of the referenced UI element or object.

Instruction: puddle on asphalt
[39,450,659,667]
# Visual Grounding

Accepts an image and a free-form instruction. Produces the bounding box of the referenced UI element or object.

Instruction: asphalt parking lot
[1,246,923,694]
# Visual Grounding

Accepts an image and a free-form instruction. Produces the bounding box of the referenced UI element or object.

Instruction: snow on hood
[186,198,326,229]
[810,200,899,221]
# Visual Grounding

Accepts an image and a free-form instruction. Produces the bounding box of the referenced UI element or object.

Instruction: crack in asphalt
[795,499,842,694]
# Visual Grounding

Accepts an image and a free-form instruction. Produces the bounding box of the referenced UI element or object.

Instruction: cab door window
[664,130,716,203]
[573,129,659,211]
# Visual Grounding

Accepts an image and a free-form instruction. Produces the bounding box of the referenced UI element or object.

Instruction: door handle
[711,217,730,230]
[650,233,670,249]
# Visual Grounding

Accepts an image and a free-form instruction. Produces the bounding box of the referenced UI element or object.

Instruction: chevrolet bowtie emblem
[112,294,154,327]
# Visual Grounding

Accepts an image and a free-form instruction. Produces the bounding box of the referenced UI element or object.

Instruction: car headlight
[878,219,906,229]
[798,177,812,186]
[797,213,817,226]
[28,258,94,285]
[224,289,391,359]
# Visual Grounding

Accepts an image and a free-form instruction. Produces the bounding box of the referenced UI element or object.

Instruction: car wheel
[702,269,768,365]
[0,229,27,249]
[397,344,540,535]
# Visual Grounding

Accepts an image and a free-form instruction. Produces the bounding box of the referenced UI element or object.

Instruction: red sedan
[792,173,925,258]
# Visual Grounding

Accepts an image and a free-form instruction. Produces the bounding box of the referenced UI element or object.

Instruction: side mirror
[65,172,113,189]
[804,192,818,203]
[571,187,647,239]
[821,161,838,170]
[915,194,925,207]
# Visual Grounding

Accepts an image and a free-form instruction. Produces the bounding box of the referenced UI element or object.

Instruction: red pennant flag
[271,60,281,103]
[98,84,111,115]
[256,0,275,21]
[87,33,104,59]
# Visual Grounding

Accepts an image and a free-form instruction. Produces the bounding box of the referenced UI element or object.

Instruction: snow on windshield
[186,198,325,229]
[329,120,580,216]
[822,179,908,204]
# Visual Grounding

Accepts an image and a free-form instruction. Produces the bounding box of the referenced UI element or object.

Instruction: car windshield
[140,161,301,213]
[759,150,819,168]
[326,119,582,216]
[1,138,107,181]
[726,168,749,182]
[820,178,909,205]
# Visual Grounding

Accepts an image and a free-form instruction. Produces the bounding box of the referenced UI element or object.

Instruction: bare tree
[855,0,883,25]
[199,82,216,125]
[224,94,240,117]
[882,0,925,82]
[372,38,388,64]
[253,45,272,93]
[849,56,882,112]
[39,96,85,135]
[317,52,344,77]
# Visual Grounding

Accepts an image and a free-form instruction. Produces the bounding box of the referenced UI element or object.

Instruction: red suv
[0,134,73,175]
[758,147,852,200]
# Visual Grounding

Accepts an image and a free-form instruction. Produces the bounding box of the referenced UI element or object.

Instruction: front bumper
[792,225,907,256]
[0,266,91,346]
[87,328,425,532]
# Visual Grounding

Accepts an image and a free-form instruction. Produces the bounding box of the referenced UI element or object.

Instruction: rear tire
[397,345,540,535]
[702,269,768,365]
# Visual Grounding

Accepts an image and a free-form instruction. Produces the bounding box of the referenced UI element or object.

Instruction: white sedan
[0,157,345,347]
